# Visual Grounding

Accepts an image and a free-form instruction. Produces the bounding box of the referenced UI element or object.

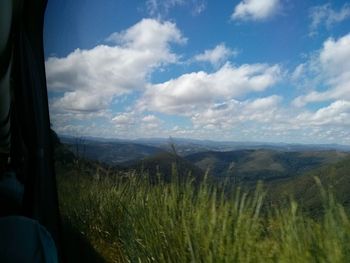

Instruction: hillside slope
[266,157,350,214]
[127,152,205,183]
[186,149,349,181]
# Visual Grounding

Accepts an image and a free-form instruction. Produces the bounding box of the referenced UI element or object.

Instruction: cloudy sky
[44,0,350,144]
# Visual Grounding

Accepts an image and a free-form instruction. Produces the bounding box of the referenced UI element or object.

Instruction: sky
[44,0,350,144]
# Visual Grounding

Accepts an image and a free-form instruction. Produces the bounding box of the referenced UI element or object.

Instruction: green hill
[266,157,350,215]
[186,149,349,182]
[127,152,204,183]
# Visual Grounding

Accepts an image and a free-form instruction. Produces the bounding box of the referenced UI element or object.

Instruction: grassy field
[57,163,350,263]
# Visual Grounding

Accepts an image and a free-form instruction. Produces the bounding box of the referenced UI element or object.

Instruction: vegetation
[186,149,349,181]
[266,157,350,216]
[57,161,350,263]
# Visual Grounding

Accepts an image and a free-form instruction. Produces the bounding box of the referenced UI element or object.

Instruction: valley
[60,136,350,184]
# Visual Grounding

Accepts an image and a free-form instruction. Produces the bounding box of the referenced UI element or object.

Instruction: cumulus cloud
[46,12,350,144]
[110,112,165,137]
[231,0,280,21]
[112,112,161,127]
[295,100,350,127]
[137,63,281,114]
[106,18,186,49]
[141,114,163,129]
[187,97,350,143]
[191,95,284,129]
[46,19,185,112]
[319,34,350,79]
[112,112,137,126]
[194,43,237,67]
[293,33,350,106]
[309,3,350,36]
[293,92,328,108]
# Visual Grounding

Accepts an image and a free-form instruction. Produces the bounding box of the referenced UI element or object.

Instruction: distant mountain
[134,138,350,155]
[59,135,350,157]
[61,137,165,165]
[58,136,350,182]
[185,149,350,182]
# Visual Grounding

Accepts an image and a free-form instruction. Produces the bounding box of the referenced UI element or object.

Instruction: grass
[57,163,350,263]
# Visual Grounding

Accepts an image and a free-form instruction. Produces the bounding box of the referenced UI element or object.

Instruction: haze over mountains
[59,136,350,183]
[61,136,350,159]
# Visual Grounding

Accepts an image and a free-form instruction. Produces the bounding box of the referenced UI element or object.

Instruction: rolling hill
[266,157,350,215]
[55,134,350,215]
[185,149,349,181]
[56,135,350,188]
[126,152,204,183]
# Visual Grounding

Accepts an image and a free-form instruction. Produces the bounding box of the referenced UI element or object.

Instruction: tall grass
[57,165,350,262]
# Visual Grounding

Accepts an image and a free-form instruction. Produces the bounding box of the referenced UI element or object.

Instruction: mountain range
[56,135,350,213]
[60,135,350,157]
[58,136,350,183]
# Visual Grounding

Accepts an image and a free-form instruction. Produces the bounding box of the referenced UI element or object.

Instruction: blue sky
[44,0,350,144]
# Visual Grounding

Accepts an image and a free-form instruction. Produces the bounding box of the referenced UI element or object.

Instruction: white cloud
[245,95,281,112]
[142,115,163,129]
[192,1,207,15]
[194,43,237,67]
[112,112,136,126]
[146,0,206,17]
[46,19,185,112]
[112,113,146,135]
[137,63,281,114]
[111,112,163,133]
[108,112,167,138]
[142,114,159,123]
[106,18,186,50]
[320,34,350,78]
[51,90,112,112]
[309,3,350,36]
[146,0,184,16]
[292,92,329,108]
[291,63,305,81]
[295,100,350,127]
[54,97,350,145]
[50,110,111,136]
[46,12,350,145]
[293,33,350,106]
[191,95,284,129]
[187,97,350,144]
[231,0,280,21]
